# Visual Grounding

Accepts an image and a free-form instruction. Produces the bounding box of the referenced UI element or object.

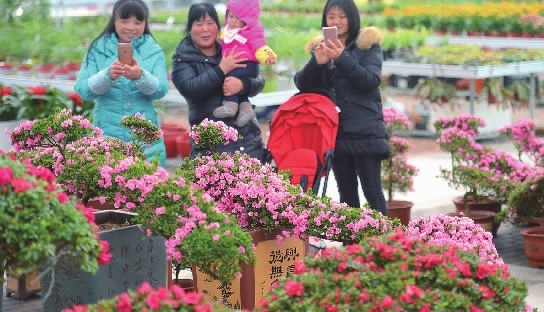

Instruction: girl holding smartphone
[75,0,169,166]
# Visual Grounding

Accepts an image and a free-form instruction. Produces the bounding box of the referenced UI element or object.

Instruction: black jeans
[331,153,387,216]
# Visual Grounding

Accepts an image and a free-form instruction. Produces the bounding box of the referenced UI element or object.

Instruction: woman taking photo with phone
[171,2,265,160]
[75,0,169,166]
[294,0,389,215]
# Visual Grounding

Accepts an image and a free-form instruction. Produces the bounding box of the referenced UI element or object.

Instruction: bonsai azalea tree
[0,153,111,289]
[9,109,158,205]
[95,155,256,285]
[382,107,418,202]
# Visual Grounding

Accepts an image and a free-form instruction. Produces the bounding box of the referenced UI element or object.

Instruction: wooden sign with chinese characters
[193,230,307,310]
[194,267,242,309]
[253,236,306,305]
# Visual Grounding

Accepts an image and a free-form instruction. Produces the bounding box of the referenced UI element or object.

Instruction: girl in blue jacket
[75,0,169,166]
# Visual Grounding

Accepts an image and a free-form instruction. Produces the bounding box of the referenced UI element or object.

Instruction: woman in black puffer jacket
[171,3,265,161]
[294,0,389,215]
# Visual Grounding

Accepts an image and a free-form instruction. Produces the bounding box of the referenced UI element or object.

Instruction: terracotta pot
[487,92,498,104]
[387,200,413,226]
[520,226,544,268]
[452,196,501,236]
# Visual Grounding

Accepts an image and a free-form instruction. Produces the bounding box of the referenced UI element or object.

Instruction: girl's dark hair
[185,3,220,36]
[321,0,361,45]
[86,0,151,59]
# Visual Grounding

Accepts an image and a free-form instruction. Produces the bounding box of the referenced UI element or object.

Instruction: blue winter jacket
[74,33,169,166]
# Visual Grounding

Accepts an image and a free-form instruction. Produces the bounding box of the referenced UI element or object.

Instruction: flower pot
[40,210,167,312]
[453,196,501,236]
[192,229,309,311]
[5,271,41,300]
[520,226,544,268]
[387,200,413,226]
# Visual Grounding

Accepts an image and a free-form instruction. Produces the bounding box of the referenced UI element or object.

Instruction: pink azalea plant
[382,107,418,202]
[179,119,400,242]
[96,154,256,284]
[257,228,535,312]
[407,214,502,264]
[497,119,544,224]
[9,109,153,205]
[0,152,111,287]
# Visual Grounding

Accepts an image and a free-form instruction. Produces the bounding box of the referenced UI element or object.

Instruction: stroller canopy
[266,92,339,195]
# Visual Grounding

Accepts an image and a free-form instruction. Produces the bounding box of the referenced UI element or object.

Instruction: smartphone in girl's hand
[118,43,133,65]
[322,26,338,43]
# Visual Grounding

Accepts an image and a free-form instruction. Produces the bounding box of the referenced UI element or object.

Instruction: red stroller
[265,91,339,197]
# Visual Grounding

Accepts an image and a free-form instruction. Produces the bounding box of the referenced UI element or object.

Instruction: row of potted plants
[433,114,544,263]
[0,83,94,122]
[384,3,544,36]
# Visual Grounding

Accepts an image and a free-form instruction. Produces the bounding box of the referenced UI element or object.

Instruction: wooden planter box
[40,210,167,312]
[193,229,309,311]
[5,271,41,300]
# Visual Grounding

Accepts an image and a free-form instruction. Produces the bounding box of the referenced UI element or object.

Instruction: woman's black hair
[184,3,220,36]
[321,0,361,45]
[85,0,152,62]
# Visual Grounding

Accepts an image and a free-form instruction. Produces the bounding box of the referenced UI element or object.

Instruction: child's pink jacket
[222,0,267,63]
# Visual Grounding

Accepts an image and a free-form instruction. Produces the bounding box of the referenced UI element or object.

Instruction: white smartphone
[322,26,338,43]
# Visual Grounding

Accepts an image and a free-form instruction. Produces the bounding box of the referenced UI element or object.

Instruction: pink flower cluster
[190,118,238,145]
[434,114,486,136]
[499,118,544,166]
[407,214,503,264]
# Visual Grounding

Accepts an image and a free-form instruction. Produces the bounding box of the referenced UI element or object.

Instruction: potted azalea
[434,115,502,235]
[497,119,544,228]
[94,154,256,286]
[0,153,111,309]
[257,228,534,311]
[9,110,170,311]
[382,106,419,226]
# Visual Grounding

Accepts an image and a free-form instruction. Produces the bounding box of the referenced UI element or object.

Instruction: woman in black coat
[294,0,389,215]
[171,3,265,160]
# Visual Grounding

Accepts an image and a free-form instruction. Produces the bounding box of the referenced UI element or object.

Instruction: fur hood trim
[304,26,383,53]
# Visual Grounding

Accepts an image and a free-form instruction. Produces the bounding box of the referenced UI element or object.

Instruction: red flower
[1,86,11,96]
[11,177,32,192]
[294,260,306,274]
[284,280,304,297]
[381,295,394,308]
[27,86,47,95]
[69,92,83,107]
[0,167,13,186]
[97,241,112,265]
[115,293,133,312]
